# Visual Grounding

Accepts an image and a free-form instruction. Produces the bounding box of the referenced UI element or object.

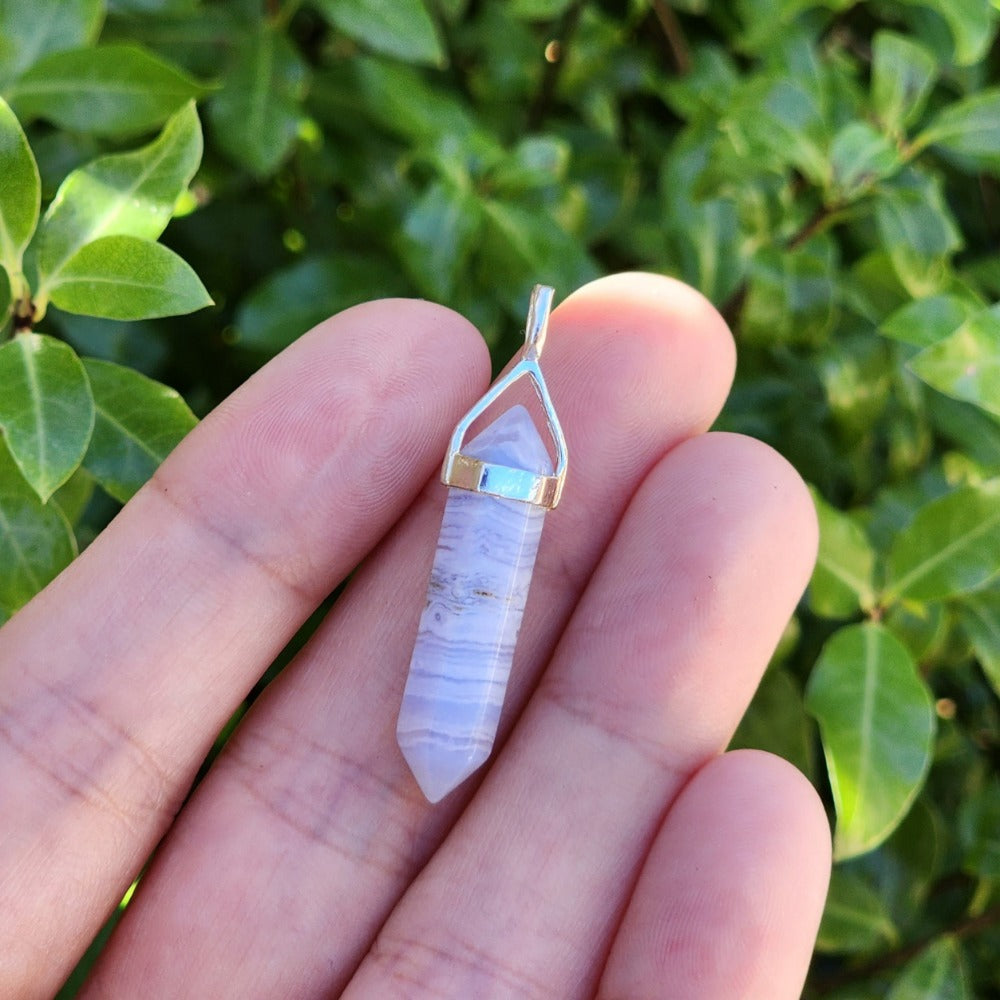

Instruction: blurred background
[2,0,999,995]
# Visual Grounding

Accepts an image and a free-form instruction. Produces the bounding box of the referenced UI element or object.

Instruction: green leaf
[805,623,936,861]
[0,332,94,502]
[828,122,901,200]
[396,181,483,301]
[887,937,971,1000]
[908,308,1000,418]
[810,491,877,618]
[885,480,1000,602]
[875,170,962,296]
[958,778,1000,878]
[880,294,979,348]
[480,200,599,315]
[81,358,196,503]
[52,466,95,526]
[896,0,997,66]
[47,234,212,320]
[10,44,205,137]
[487,136,570,193]
[960,591,1000,697]
[741,236,838,345]
[0,442,76,616]
[207,25,306,177]
[662,137,746,305]
[0,96,40,275]
[35,101,203,295]
[315,0,444,66]
[871,31,938,133]
[0,262,11,333]
[233,253,406,354]
[729,666,814,778]
[815,866,899,954]
[855,798,941,929]
[509,0,573,17]
[920,88,1000,172]
[0,0,104,87]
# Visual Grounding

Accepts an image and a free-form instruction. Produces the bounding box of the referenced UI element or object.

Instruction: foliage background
[1,0,999,996]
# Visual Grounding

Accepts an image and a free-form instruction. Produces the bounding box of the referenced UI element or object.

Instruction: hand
[1,273,830,999]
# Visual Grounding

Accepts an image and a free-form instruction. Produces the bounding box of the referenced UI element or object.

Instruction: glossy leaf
[0,262,11,332]
[207,26,306,177]
[896,0,997,66]
[880,294,978,349]
[509,0,574,17]
[47,235,212,320]
[662,138,745,305]
[871,31,938,133]
[855,798,941,929]
[958,779,1000,878]
[828,122,900,200]
[487,136,570,193]
[886,937,970,1000]
[81,358,196,503]
[960,591,1000,697]
[885,480,1000,603]
[729,666,814,778]
[908,308,1000,419]
[921,89,1000,172]
[481,200,599,314]
[0,0,104,87]
[52,466,95,526]
[396,181,483,301]
[805,623,935,861]
[0,443,76,617]
[875,171,962,297]
[35,100,202,293]
[10,44,204,137]
[742,237,838,345]
[233,253,405,354]
[810,491,877,618]
[0,96,40,274]
[315,0,443,66]
[815,866,899,954]
[0,332,94,501]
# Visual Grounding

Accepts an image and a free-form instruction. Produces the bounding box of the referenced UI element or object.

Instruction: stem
[787,202,839,250]
[527,0,585,131]
[814,904,1000,994]
[651,0,691,75]
[270,0,301,29]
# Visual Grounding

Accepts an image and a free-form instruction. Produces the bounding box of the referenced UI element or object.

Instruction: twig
[527,0,585,131]
[787,202,839,250]
[651,0,691,75]
[814,904,1000,994]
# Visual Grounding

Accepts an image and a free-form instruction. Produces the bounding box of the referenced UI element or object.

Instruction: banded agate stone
[397,404,552,802]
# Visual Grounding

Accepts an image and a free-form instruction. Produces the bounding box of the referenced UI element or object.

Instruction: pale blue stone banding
[397,405,552,803]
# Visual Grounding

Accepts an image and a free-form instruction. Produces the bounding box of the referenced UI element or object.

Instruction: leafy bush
[1,0,999,995]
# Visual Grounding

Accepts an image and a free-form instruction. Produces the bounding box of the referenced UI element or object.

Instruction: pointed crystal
[397,405,552,802]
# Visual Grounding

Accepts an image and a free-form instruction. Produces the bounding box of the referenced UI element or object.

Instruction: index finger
[0,299,487,998]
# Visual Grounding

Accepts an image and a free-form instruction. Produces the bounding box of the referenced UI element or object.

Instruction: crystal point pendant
[397,286,568,803]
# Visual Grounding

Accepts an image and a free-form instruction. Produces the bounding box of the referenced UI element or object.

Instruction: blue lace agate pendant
[397,286,568,802]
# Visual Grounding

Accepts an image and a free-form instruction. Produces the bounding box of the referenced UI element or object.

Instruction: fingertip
[557,272,736,411]
[700,748,833,875]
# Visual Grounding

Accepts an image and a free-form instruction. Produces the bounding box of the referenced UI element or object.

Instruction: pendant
[397,285,568,803]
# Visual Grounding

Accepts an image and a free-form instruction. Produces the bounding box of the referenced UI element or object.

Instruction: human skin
[0,273,830,999]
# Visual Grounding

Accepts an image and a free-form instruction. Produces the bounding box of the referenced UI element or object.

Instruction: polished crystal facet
[397,405,552,802]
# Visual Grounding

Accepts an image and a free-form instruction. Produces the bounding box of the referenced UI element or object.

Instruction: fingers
[83,273,736,998]
[0,300,487,998]
[598,750,831,1000]
[344,433,818,998]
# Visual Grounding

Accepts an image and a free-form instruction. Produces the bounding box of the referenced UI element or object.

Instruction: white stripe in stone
[397,405,552,802]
